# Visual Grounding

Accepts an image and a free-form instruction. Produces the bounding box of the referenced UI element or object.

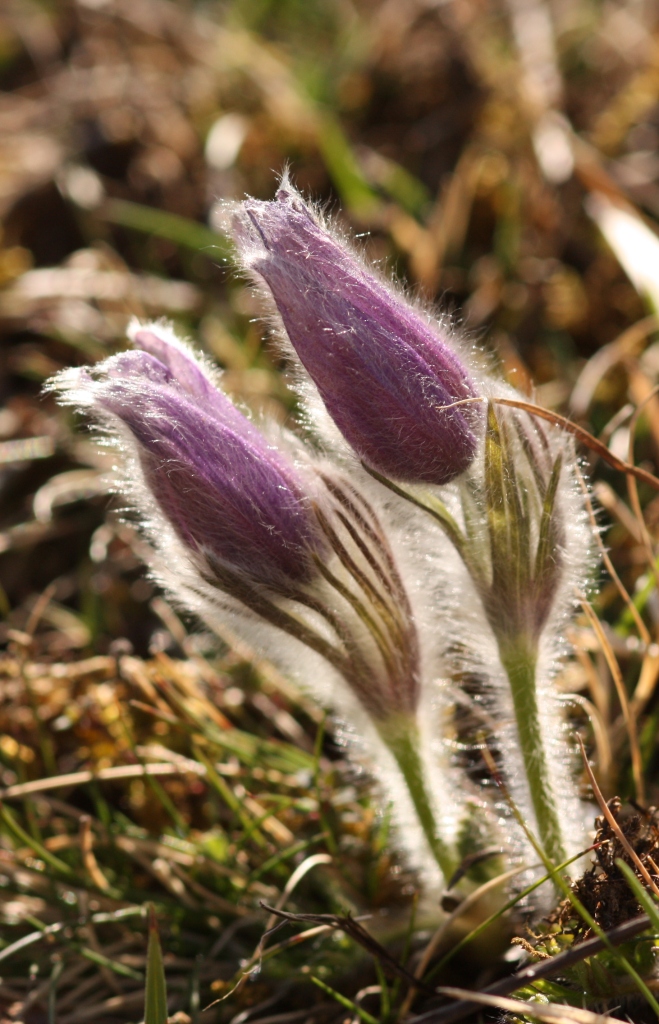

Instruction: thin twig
[258,904,437,996]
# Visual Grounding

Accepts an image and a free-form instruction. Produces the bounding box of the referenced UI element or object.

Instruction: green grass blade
[372,157,431,217]
[615,858,659,932]
[145,905,168,1024]
[310,974,379,1024]
[316,115,380,217]
[100,198,231,258]
[0,803,74,877]
[248,834,323,884]
[48,959,64,1024]
[79,946,143,981]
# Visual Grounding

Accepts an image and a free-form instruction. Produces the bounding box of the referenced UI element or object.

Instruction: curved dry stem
[493,396,659,492]
[570,315,658,418]
[567,692,612,795]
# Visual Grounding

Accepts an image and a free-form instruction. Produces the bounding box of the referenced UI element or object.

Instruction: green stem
[377,717,455,881]
[498,640,567,869]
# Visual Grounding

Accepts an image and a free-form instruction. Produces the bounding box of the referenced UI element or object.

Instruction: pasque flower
[49,179,600,897]
[50,322,457,882]
[51,324,424,724]
[53,324,326,590]
[232,183,482,485]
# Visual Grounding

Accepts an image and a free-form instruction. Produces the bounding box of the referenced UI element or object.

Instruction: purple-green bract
[233,185,482,485]
[84,332,324,587]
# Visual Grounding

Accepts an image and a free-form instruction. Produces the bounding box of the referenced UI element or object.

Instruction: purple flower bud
[232,185,482,485]
[71,328,326,588]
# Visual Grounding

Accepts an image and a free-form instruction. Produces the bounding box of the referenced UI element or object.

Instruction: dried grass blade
[579,599,644,803]
[632,648,659,716]
[577,735,659,897]
[1,761,207,800]
[437,987,625,1024]
[576,464,651,646]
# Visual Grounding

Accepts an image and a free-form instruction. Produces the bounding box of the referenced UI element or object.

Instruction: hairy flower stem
[367,464,572,874]
[498,640,567,869]
[377,717,455,880]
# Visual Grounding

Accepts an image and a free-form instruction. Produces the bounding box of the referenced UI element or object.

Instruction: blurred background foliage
[3,0,659,1020]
